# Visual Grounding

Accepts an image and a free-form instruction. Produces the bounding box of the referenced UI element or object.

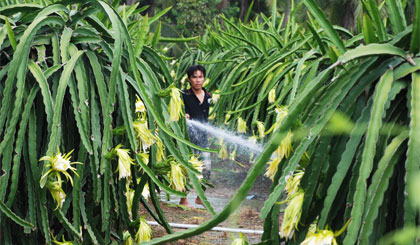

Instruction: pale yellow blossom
[133,119,155,152]
[168,161,187,192]
[135,216,152,243]
[115,145,135,180]
[285,170,304,196]
[142,182,150,200]
[265,131,293,181]
[301,229,337,245]
[280,190,304,240]
[135,95,146,113]
[169,87,183,121]
[138,152,149,165]
[189,155,204,180]
[40,149,81,187]
[274,131,293,160]
[265,157,281,181]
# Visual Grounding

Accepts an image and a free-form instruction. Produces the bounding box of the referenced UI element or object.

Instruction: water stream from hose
[186,119,264,154]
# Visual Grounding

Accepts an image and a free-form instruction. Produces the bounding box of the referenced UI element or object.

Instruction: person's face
[188,70,205,91]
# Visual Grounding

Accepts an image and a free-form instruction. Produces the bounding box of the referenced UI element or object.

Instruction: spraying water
[186,119,264,154]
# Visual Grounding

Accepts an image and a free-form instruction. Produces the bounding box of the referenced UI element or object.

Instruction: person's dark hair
[186,65,206,78]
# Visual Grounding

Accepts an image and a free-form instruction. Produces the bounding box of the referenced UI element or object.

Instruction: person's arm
[182,91,191,120]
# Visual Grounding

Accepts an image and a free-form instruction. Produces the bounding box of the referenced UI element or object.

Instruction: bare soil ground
[141,203,263,244]
[140,155,273,244]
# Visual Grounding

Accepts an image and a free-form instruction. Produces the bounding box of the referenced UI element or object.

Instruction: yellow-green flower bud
[237,117,247,133]
[209,112,216,121]
[218,139,228,160]
[212,90,220,103]
[249,152,255,163]
[232,232,248,245]
[274,106,288,131]
[268,88,276,104]
[125,185,135,218]
[170,70,176,78]
[229,146,237,161]
[46,180,66,210]
[256,120,265,138]
[204,78,210,87]
[224,113,231,125]
[123,231,134,245]
[180,75,188,85]
[155,134,165,162]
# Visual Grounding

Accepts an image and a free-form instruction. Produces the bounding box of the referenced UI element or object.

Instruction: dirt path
[140,200,264,244]
[140,156,274,244]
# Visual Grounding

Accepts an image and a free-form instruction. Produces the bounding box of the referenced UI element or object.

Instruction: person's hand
[185,113,190,120]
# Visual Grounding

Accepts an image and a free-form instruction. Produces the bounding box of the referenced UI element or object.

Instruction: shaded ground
[207,158,272,201]
[140,153,274,244]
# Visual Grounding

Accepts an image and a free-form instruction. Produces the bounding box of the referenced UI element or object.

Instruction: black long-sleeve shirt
[182,88,211,122]
[182,88,211,147]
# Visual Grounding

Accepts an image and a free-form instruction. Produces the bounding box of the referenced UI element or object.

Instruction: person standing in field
[179,65,212,207]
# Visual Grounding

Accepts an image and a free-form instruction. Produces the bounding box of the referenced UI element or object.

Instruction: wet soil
[140,155,274,244]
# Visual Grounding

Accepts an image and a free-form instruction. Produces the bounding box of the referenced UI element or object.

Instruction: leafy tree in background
[132,0,271,37]
[166,0,235,37]
[132,0,236,37]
